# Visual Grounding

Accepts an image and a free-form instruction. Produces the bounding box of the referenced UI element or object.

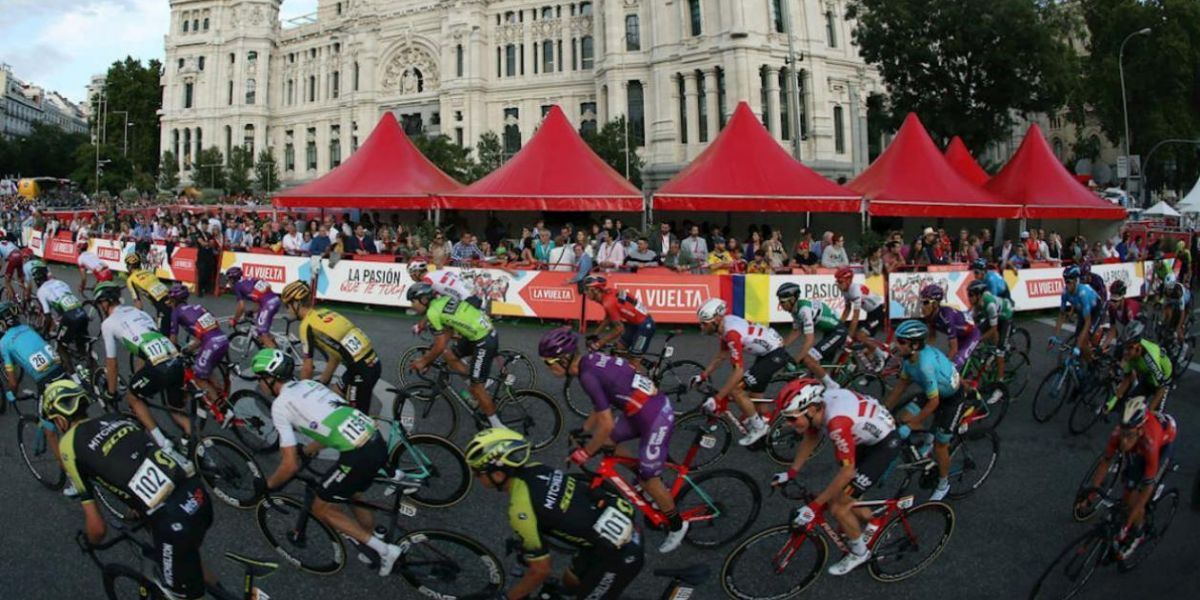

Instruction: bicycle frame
[772,494,917,573]
[587,453,720,530]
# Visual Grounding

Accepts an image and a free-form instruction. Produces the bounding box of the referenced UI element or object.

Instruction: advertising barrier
[25,230,199,288]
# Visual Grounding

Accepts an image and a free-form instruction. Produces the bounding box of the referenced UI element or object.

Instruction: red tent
[273,112,461,209]
[944,136,990,186]
[653,102,860,212]
[986,124,1126,220]
[436,105,642,212]
[849,113,1021,218]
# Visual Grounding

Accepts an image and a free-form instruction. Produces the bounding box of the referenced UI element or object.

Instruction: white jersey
[842,283,885,312]
[0,241,16,260]
[37,279,84,315]
[100,305,177,363]
[423,269,475,302]
[821,388,896,453]
[271,379,374,451]
[77,251,105,272]
[720,315,785,362]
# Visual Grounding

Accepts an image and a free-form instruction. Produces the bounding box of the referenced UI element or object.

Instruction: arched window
[182,19,189,33]
[456,44,464,77]
[244,124,255,157]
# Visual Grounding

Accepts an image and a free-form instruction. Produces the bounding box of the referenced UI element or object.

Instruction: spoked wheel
[1028,530,1108,600]
[867,501,955,582]
[946,429,999,500]
[657,360,707,415]
[495,389,562,451]
[1032,366,1074,423]
[720,525,827,600]
[227,389,279,453]
[1169,336,1195,381]
[1011,327,1032,354]
[83,301,104,339]
[225,331,261,368]
[393,383,458,441]
[765,416,826,466]
[669,411,732,471]
[1067,383,1109,435]
[387,433,472,508]
[561,377,592,420]
[194,435,265,509]
[17,415,65,490]
[674,468,762,548]
[1073,456,1123,522]
[395,346,434,387]
[495,350,536,391]
[1119,488,1179,573]
[1004,351,1032,399]
[393,529,505,598]
[841,371,887,398]
[255,494,346,575]
[102,563,167,600]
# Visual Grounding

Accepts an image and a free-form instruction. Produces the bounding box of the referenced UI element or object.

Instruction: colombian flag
[729,274,774,324]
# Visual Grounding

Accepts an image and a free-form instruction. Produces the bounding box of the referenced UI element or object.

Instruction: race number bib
[148,282,169,299]
[631,374,657,396]
[253,280,271,294]
[336,413,372,448]
[340,330,368,360]
[128,458,176,510]
[141,337,175,365]
[592,505,634,548]
[57,292,82,312]
[195,312,218,334]
[29,349,56,373]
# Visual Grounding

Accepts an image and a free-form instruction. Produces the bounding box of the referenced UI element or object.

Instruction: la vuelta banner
[43,232,79,264]
[219,252,311,293]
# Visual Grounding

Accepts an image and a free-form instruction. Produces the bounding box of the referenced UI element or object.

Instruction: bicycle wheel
[1011,327,1032,354]
[867,501,955,582]
[974,383,1010,432]
[395,345,434,387]
[1119,488,1179,573]
[17,415,65,490]
[675,468,762,548]
[392,529,504,597]
[843,371,886,398]
[1004,350,1032,399]
[764,417,826,467]
[388,433,472,508]
[255,494,346,575]
[394,383,459,441]
[1032,366,1073,423]
[1073,455,1123,522]
[226,330,259,367]
[194,435,264,509]
[227,389,279,454]
[1170,336,1195,379]
[946,429,999,500]
[657,360,707,415]
[1028,530,1108,600]
[495,350,536,391]
[1067,383,1108,435]
[669,411,732,471]
[83,301,103,339]
[561,377,592,419]
[720,525,827,600]
[496,389,563,451]
[102,563,167,600]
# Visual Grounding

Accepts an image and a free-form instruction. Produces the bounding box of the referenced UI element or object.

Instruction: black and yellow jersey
[299,307,377,366]
[59,413,190,514]
[126,269,169,304]
[508,464,638,561]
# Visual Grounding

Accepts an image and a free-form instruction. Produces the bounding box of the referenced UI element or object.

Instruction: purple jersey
[233,278,277,305]
[170,304,223,340]
[577,352,665,418]
[930,306,975,342]
[1085,273,1108,303]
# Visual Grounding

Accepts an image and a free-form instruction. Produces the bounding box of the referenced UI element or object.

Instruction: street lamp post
[112,110,131,157]
[1118,27,1152,198]
[781,0,803,160]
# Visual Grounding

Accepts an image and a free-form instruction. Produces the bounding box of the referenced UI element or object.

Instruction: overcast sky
[0,0,319,103]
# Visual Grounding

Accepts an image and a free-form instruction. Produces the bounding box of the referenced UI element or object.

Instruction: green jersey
[790,299,840,335]
[426,296,493,342]
[973,291,1013,329]
[1122,340,1172,388]
[271,380,377,452]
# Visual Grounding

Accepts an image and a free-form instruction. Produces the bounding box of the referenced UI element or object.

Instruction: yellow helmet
[281,281,311,304]
[124,253,142,270]
[464,428,531,471]
[42,379,89,421]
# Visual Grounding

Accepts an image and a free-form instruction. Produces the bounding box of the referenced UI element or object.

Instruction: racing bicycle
[561,330,708,418]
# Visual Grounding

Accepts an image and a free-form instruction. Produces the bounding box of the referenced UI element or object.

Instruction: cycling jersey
[126,269,169,304]
[77,251,105,272]
[981,270,1011,300]
[720,315,785,368]
[1165,288,1192,310]
[0,324,63,383]
[21,259,45,281]
[842,283,885,313]
[929,306,975,341]
[814,388,896,463]
[972,291,1013,330]
[1060,282,1101,318]
[599,288,651,325]
[1084,273,1108,303]
[299,307,377,365]
[577,352,663,417]
[101,305,180,365]
[168,304,224,341]
[422,269,475,302]
[1123,339,1173,388]
[0,241,16,260]
[1103,413,1177,488]
[1106,298,1141,327]
[425,296,493,343]
[508,464,640,561]
[900,344,960,400]
[271,379,377,452]
[789,299,840,335]
[231,277,277,305]
[37,279,84,315]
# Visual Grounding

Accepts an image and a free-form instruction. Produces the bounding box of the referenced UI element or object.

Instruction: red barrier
[44,232,79,264]
[346,254,398,263]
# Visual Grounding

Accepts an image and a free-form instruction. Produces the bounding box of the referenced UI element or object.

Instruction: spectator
[451,231,483,264]
[763,229,787,270]
[595,231,626,271]
[195,227,218,297]
[995,236,1016,266]
[281,223,304,255]
[300,231,313,254]
[681,225,708,269]
[345,224,375,255]
[546,236,576,270]
[707,236,734,274]
[883,241,904,273]
[820,234,849,268]
[525,229,556,263]
[746,249,772,274]
[1007,244,1030,270]
[910,238,930,266]
[429,231,452,266]
[1127,236,1142,261]
[308,228,331,257]
[626,238,659,268]
[864,246,884,277]
[793,237,819,274]
[745,230,762,260]
[728,242,746,273]
[1101,238,1118,260]
[650,222,676,257]
[1115,232,1131,261]
[517,227,535,251]
[1047,232,1064,260]
[662,240,687,272]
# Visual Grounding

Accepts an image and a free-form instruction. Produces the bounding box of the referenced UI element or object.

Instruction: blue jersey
[0,324,62,383]
[983,271,1010,300]
[901,345,960,399]
[1060,282,1101,318]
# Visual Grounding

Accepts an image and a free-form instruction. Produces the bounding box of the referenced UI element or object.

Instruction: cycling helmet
[31,264,48,284]
[407,260,429,281]
[1165,280,1184,299]
[1120,396,1148,428]
[581,275,608,290]
[919,284,945,302]
[1120,321,1145,346]
[538,326,578,358]
[225,266,243,282]
[464,428,532,472]
[0,302,18,327]
[1079,259,1092,276]
[124,253,142,270]
[1062,265,1081,281]
[93,281,122,304]
[95,268,114,282]
[1110,280,1127,297]
[281,281,311,304]
[778,378,825,417]
[967,280,989,297]
[167,284,190,303]
[895,319,929,342]
[776,282,801,301]
[835,267,855,283]
[971,258,989,272]
[697,298,726,323]
[405,282,435,303]
[1164,272,1177,286]
[41,379,89,421]
[251,349,295,380]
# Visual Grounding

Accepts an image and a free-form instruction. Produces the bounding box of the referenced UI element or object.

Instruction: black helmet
[776,282,801,300]
[1120,321,1145,346]
[406,282,435,302]
[967,280,989,297]
[1109,280,1127,297]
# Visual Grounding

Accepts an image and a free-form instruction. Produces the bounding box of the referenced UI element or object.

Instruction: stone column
[703,68,719,139]
[765,66,781,138]
[683,71,699,146]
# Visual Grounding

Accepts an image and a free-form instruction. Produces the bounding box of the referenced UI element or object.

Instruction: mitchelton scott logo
[243,263,286,283]
[1025,278,1064,298]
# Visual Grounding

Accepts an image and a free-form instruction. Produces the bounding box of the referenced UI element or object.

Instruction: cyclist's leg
[256,297,281,348]
[310,435,388,540]
[931,389,966,480]
[742,348,789,416]
[151,481,214,600]
[345,359,381,416]
[193,334,229,406]
[160,360,190,436]
[467,333,499,417]
[127,362,171,441]
[631,399,678,518]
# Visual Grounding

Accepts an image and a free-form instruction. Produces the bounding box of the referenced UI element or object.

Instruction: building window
[520,44,526,75]
[178,58,185,70]
[353,62,360,91]
[245,79,256,104]
[332,71,340,98]
[203,17,209,31]
[192,19,199,31]
[833,105,845,154]
[230,52,235,64]
[184,82,193,109]
[797,70,808,138]
[196,128,202,157]
[243,124,254,157]
[541,105,553,118]
[286,80,294,105]
[227,81,234,105]
[248,50,258,63]
[1053,138,1064,160]
[628,81,645,147]
[581,36,594,69]
[198,56,205,71]
[542,6,553,18]
[826,10,837,47]
[697,73,708,142]
[456,45,464,77]
[285,140,294,171]
[558,40,564,71]
[305,128,317,170]
[183,19,189,33]
[225,125,232,159]
[688,0,702,36]
[717,67,727,129]
[455,127,464,146]
[337,2,343,15]
[571,38,578,70]
[330,126,341,168]
[183,129,191,167]
[625,15,640,51]
[759,67,769,127]
[581,2,592,16]
[678,75,688,143]
[580,102,597,135]
[779,69,790,140]
[172,129,179,160]
[542,40,554,72]
[503,107,521,157]
[772,0,785,33]
[505,44,517,76]
[308,75,316,102]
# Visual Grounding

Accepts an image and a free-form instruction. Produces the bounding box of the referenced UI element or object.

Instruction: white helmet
[1121,396,1148,428]
[697,298,727,323]
[780,379,825,417]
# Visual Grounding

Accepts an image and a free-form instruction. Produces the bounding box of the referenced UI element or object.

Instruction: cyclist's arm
[298,321,316,380]
[417,330,451,369]
[845,302,861,341]
[716,337,744,400]
[787,428,822,475]
[266,444,301,490]
[1126,447,1160,530]
[507,479,552,600]
[905,363,940,424]
[812,418,859,508]
[700,347,727,380]
[782,323,802,348]
[581,409,615,457]
[231,297,246,325]
[797,330,816,363]
[318,353,340,387]
[883,375,909,410]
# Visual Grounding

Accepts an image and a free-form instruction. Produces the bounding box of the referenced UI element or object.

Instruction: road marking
[1031,317,1200,374]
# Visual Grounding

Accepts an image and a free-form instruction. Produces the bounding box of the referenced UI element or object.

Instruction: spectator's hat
[1020,231,1030,239]
[922,227,934,236]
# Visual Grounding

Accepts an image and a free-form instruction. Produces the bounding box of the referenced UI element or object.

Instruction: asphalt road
[0,264,1197,599]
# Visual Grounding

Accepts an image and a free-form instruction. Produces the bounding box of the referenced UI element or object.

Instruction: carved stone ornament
[381,45,439,94]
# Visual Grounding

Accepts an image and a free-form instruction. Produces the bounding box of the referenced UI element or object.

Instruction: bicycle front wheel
[195,435,265,509]
[720,525,827,600]
[658,360,707,415]
[393,529,505,598]
[1032,366,1072,423]
[765,416,826,466]
[83,300,104,339]
[17,415,65,490]
[561,377,592,419]
[669,411,732,471]
[946,429,999,500]
[496,389,562,451]
[388,433,472,508]
[1005,350,1032,399]
[103,563,167,600]
[255,495,346,575]
[1011,327,1032,354]
[1073,454,1122,522]
[394,383,459,441]
[1028,530,1108,600]
[395,345,434,387]
[226,330,259,367]
[496,350,536,391]
[867,501,955,582]
[676,468,762,548]
[228,389,279,453]
[1067,384,1108,435]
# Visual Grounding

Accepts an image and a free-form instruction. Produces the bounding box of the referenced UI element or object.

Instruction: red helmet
[776,377,825,413]
[95,269,114,282]
[835,267,854,282]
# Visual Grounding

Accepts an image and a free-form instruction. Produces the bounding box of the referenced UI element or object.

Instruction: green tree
[69,142,132,195]
[582,117,644,188]
[225,146,254,194]
[411,133,476,182]
[97,56,164,178]
[158,151,180,191]
[846,0,1078,149]
[254,148,281,194]
[194,147,226,189]
[468,131,505,182]
[0,122,89,179]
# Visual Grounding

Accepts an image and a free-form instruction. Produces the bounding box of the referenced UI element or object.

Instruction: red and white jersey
[720,315,784,367]
[842,283,884,312]
[422,269,474,302]
[77,251,106,272]
[819,388,895,465]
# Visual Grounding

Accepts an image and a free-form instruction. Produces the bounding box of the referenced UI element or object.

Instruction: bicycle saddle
[225,552,280,578]
[653,564,710,586]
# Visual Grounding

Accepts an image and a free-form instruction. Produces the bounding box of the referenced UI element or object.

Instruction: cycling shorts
[151,480,214,600]
[1076,309,1105,336]
[861,305,886,337]
[911,388,965,445]
[454,330,499,385]
[620,318,656,356]
[343,359,382,416]
[130,358,185,409]
[316,433,387,502]
[254,296,282,337]
[192,334,229,380]
[744,348,791,395]
[808,326,848,364]
[5,255,23,278]
[610,398,674,480]
[59,308,89,354]
[951,329,981,370]
[568,535,645,600]
[848,431,902,496]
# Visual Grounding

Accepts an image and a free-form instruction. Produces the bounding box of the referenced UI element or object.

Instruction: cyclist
[971,258,1011,300]
[4,245,29,301]
[1174,239,1192,286]
[966,280,1013,379]
[1111,322,1173,413]
[581,275,656,358]
[1101,280,1140,353]
[1075,396,1177,561]
[407,260,479,306]
[226,266,280,350]
[20,256,46,299]
[281,281,381,415]
[1050,266,1103,360]
[771,379,901,576]
[405,282,504,428]
[166,285,229,409]
[834,268,889,366]
[465,428,645,600]
[920,284,980,369]
[1161,276,1191,344]
[1079,260,1108,304]
[124,253,172,332]
[1,300,66,397]
[1145,250,1171,303]
[95,281,192,468]
[693,298,784,446]
[252,349,403,577]
[75,247,114,294]
[776,283,843,390]
[882,320,964,502]
[49,379,217,600]
[537,327,687,553]
[32,263,90,367]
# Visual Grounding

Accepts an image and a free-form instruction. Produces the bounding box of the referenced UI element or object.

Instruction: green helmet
[93,281,123,303]
[464,428,531,472]
[41,379,90,421]
[251,349,294,380]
